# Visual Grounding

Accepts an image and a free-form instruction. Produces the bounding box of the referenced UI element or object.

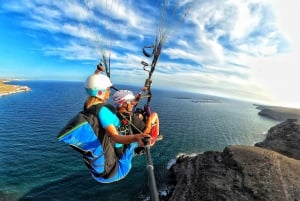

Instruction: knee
[150,112,158,118]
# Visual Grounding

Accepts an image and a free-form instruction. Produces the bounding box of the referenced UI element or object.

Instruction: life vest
[57,103,119,180]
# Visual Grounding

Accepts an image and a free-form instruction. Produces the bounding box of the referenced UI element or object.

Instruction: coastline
[0,79,31,97]
[166,106,300,201]
[254,103,300,123]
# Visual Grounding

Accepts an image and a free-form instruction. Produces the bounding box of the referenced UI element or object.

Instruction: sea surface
[0,80,278,201]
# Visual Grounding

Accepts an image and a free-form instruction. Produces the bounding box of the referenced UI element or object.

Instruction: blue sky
[1,0,299,108]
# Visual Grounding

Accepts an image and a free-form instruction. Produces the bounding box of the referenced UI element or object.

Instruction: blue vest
[57,103,138,183]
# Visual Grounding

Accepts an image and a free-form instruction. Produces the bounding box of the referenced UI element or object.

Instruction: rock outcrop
[166,115,300,201]
[256,119,300,160]
[255,104,300,121]
[167,145,300,201]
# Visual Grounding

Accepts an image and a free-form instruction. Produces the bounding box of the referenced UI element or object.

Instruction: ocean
[0,80,277,201]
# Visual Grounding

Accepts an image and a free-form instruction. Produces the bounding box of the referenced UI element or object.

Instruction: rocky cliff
[256,119,300,160]
[255,104,300,121]
[165,108,300,201]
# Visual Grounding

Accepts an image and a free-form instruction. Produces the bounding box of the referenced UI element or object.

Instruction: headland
[163,104,300,201]
[0,79,31,97]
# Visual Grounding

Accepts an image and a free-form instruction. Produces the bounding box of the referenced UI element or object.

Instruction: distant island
[0,79,31,97]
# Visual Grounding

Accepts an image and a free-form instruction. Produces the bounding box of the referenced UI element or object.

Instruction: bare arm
[105,125,150,146]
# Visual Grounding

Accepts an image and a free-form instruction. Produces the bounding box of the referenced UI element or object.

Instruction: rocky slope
[255,104,300,121]
[165,108,300,201]
[256,119,300,160]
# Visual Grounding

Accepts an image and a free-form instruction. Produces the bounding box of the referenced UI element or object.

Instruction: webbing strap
[143,41,162,104]
[119,112,143,134]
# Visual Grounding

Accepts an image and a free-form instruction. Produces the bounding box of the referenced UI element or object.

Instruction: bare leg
[144,112,159,134]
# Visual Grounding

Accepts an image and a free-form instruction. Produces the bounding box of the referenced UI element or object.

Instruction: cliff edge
[166,108,300,201]
[255,104,300,121]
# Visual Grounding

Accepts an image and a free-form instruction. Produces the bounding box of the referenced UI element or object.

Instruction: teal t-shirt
[98,106,122,148]
[99,106,120,128]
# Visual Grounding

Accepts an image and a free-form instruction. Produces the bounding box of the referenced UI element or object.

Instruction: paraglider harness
[113,40,162,140]
[57,103,119,179]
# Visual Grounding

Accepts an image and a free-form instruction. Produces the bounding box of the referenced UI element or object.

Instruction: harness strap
[118,112,144,134]
[142,40,163,104]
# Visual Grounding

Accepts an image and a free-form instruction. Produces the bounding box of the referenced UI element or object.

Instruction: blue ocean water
[0,80,277,201]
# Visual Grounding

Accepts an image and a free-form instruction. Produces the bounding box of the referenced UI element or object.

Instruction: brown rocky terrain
[165,106,300,201]
[255,104,300,121]
[256,119,300,160]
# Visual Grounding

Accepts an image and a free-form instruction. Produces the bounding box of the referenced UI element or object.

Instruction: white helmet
[113,90,135,108]
[85,74,112,98]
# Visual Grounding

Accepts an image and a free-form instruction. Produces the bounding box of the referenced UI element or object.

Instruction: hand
[136,133,151,147]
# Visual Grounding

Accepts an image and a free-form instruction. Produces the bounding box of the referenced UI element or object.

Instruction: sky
[0,0,299,108]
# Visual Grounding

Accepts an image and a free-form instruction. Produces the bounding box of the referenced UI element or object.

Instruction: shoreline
[167,110,300,200]
[0,79,31,97]
[254,103,300,123]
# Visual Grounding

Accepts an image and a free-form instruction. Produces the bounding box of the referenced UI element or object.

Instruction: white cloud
[157,0,300,107]
[93,0,300,108]
[1,0,299,108]
[242,0,300,108]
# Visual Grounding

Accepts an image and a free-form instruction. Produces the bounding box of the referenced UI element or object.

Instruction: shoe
[156,134,163,141]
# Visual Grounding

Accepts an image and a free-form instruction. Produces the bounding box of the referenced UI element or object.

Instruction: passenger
[113,90,161,148]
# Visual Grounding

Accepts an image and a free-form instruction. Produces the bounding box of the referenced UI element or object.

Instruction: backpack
[57,103,118,179]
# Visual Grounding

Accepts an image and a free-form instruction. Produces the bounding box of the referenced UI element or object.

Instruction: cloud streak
[0,0,299,108]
